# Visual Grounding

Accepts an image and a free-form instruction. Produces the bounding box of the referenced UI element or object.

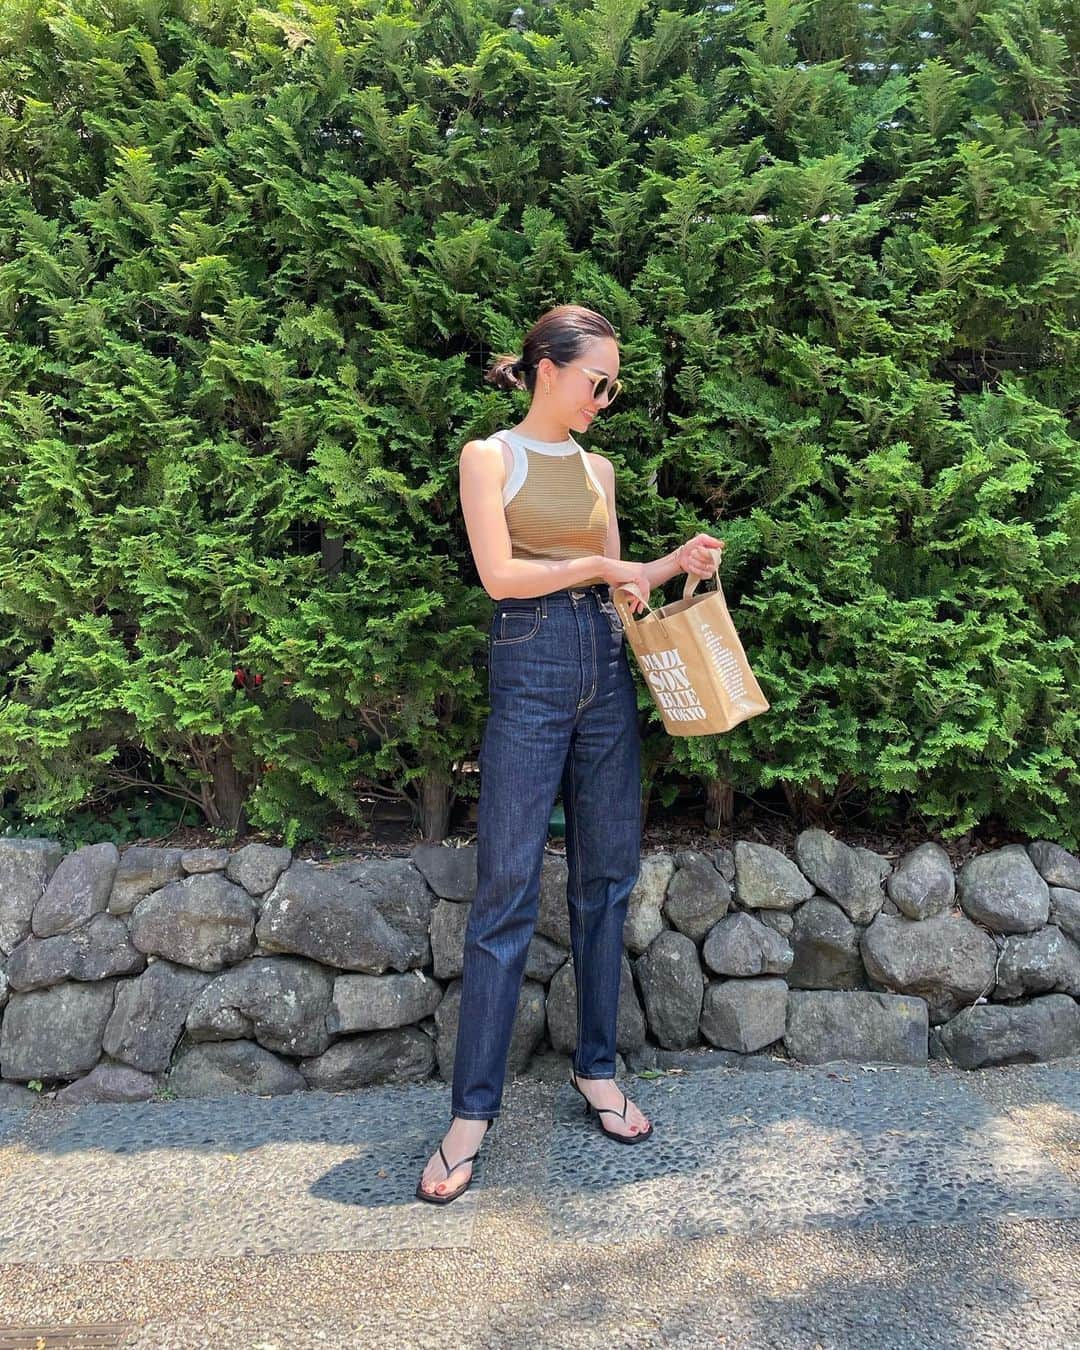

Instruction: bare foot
[571,1071,651,1137]
[417,1117,492,1199]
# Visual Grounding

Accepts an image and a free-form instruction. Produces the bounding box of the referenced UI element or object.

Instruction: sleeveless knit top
[492,428,609,587]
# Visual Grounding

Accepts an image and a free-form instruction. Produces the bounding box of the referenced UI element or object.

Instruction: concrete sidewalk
[0,1052,1077,1348]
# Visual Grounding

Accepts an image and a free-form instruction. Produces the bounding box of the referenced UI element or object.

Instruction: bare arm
[459,439,613,600]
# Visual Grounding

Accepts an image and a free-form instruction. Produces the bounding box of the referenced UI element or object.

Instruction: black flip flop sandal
[569,1069,653,1144]
[415,1118,494,1204]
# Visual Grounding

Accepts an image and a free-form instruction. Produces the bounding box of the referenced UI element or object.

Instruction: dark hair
[484,304,618,394]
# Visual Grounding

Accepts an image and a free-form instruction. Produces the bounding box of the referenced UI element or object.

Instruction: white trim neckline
[493,429,606,509]
[499,427,579,456]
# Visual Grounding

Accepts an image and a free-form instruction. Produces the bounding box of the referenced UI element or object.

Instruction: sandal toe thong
[415,1119,493,1205]
[570,1072,653,1145]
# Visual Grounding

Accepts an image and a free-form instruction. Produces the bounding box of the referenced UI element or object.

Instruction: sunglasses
[572,364,623,405]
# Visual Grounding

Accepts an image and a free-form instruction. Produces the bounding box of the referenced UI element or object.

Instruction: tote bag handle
[610,557,721,626]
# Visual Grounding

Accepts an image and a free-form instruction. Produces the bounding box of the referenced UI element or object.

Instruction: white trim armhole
[491,431,528,507]
[578,445,607,502]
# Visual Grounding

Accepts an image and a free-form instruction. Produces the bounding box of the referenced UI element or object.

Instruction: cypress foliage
[0,0,1076,846]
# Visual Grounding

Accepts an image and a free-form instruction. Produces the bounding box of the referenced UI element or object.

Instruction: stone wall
[0,832,1078,1105]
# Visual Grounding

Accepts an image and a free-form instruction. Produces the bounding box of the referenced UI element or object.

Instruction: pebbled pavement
[0,1053,1076,1348]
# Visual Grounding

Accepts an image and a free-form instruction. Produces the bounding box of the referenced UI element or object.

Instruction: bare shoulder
[459,435,511,487]
[460,435,504,460]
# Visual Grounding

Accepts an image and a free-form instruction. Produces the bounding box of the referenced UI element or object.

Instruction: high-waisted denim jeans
[451,582,642,1121]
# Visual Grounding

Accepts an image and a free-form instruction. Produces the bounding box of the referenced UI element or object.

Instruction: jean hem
[571,1069,617,1080]
[451,1108,500,1121]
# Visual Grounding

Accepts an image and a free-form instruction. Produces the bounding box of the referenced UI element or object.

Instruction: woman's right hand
[602,558,652,614]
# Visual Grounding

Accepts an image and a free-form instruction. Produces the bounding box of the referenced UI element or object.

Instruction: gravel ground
[0,1219,1077,1348]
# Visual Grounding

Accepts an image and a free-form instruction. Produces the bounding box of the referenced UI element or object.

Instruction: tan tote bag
[610,566,770,736]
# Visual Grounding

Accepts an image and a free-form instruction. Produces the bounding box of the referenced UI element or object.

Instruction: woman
[416,304,723,1203]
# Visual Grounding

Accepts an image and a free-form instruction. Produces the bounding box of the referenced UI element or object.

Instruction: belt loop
[541,594,548,619]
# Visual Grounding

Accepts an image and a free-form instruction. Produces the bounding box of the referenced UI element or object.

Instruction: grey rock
[1048,887,1080,943]
[957,844,1050,934]
[886,842,955,919]
[701,977,788,1054]
[1027,840,1080,891]
[256,861,415,974]
[625,854,675,954]
[131,873,256,971]
[6,913,145,991]
[664,856,730,943]
[635,929,704,1049]
[33,842,119,938]
[410,843,477,901]
[300,1027,435,1091]
[224,842,292,896]
[794,829,891,923]
[993,927,1080,1000]
[673,849,714,870]
[429,898,469,980]
[859,912,998,1023]
[434,978,544,1083]
[0,838,64,954]
[0,980,117,1080]
[703,911,793,977]
[108,846,185,915]
[186,956,334,1056]
[0,1081,39,1108]
[733,841,815,912]
[545,953,645,1057]
[328,970,442,1034]
[533,852,570,947]
[934,994,1080,1068]
[0,962,7,1010]
[785,990,928,1065]
[168,1039,307,1097]
[713,847,735,883]
[625,1044,789,1073]
[53,1062,156,1106]
[325,858,433,968]
[180,849,230,875]
[788,898,865,990]
[756,910,794,937]
[103,960,214,1072]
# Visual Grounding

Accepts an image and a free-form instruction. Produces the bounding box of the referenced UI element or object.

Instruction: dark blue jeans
[451,583,643,1121]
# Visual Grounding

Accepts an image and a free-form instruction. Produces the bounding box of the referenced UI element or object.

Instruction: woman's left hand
[676,533,725,578]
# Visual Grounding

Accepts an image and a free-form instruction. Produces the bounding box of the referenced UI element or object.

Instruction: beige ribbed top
[492,428,609,587]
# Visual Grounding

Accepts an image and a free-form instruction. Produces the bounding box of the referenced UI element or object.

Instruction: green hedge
[0,0,1077,847]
